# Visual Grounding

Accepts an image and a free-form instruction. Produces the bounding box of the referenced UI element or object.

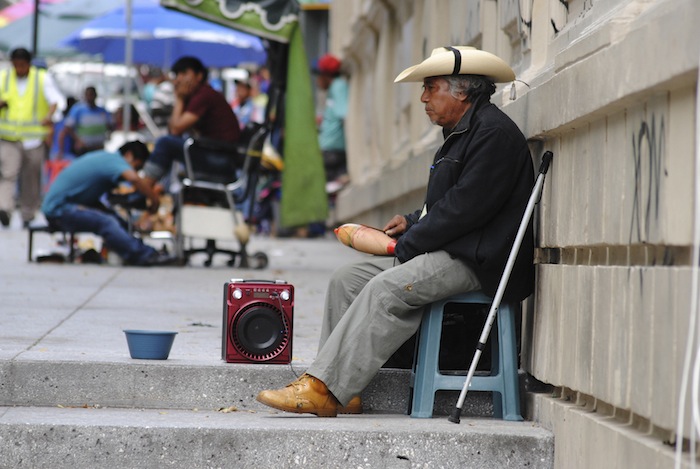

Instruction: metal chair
[176,135,268,268]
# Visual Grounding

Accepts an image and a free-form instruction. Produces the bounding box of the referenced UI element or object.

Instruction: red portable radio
[222,279,294,364]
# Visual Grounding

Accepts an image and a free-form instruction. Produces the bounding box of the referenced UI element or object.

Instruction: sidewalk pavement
[0,220,365,367]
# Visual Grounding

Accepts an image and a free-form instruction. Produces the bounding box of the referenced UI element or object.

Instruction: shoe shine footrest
[181,205,236,240]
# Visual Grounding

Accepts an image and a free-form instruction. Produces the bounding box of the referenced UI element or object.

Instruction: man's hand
[122,169,160,214]
[383,215,407,237]
[174,76,197,98]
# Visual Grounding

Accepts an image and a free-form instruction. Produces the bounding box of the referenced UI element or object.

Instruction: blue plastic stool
[409,291,522,420]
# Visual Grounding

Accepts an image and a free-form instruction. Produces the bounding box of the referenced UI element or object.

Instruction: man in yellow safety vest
[0,47,63,228]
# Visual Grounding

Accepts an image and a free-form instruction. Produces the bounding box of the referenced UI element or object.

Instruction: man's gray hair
[444,75,496,102]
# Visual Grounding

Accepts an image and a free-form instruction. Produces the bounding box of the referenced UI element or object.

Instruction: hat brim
[394,48,515,83]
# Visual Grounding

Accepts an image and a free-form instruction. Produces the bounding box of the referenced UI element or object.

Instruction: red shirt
[185,84,241,143]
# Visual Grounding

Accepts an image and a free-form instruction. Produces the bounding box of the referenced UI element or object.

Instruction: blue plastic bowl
[124,330,177,360]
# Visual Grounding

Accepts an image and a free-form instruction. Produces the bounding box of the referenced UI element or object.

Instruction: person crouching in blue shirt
[41,141,175,266]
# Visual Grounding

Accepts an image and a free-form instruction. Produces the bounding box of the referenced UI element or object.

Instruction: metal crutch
[448,150,553,424]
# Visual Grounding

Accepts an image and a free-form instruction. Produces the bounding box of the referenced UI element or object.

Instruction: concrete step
[0,405,554,469]
[1,360,497,417]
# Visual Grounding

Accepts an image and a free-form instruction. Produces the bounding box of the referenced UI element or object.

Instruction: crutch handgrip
[539,151,553,175]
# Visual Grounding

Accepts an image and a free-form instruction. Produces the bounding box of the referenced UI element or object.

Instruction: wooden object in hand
[334,223,397,256]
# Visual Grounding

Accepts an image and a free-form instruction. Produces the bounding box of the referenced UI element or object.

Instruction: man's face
[420,77,469,129]
[11,59,30,78]
[85,88,97,106]
[125,152,144,171]
[315,73,332,91]
[173,68,203,96]
[235,83,251,101]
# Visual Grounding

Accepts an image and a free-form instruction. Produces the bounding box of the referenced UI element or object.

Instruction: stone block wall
[329,0,699,466]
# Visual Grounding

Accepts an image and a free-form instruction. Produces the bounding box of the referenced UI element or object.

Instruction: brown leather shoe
[338,396,363,414]
[256,374,339,417]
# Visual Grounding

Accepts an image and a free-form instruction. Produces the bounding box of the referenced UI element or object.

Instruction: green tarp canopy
[161,0,328,229]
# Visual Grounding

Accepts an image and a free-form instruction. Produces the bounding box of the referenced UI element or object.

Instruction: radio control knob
[280,290,290,301]
[232,288,243,300]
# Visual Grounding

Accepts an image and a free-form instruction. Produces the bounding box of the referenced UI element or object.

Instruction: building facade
[328,0,699,467]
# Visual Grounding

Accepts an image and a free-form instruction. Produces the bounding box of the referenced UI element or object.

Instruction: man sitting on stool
[41,141,175,266]
[255,47,535,416]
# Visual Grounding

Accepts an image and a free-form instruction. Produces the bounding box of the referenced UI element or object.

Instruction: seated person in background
[41,141,176,266]
[142,56,241,189]
[57,86,113,158]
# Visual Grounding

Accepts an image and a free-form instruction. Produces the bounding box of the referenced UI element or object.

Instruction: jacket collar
[442,94,490,139]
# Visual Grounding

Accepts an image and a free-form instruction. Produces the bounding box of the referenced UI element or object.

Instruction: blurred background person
[50,96,78,160]
[254,65,270,96]
[296,53,349,238]
[252,65,270,114]
[44,96,78,195]
[145,69,174,129]
[313,53,348,187]
[142,68,162,107]
[231,74,264,131]
[57,86,113,158]
[0,47,63,229]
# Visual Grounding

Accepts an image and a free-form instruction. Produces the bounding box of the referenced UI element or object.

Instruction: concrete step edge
[1,361,495,417]
[0,405,555,469]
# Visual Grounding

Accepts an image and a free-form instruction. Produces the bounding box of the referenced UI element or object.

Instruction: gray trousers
[306,250,481,405]
[0,140,46,222]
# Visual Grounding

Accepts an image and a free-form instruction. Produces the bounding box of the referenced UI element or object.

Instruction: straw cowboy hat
[394,46,515,83]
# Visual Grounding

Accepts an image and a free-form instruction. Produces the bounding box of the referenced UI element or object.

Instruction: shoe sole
[337,406,362,414]
[256,394,338,417]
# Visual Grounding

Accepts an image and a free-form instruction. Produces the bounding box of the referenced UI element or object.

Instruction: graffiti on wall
[519,0,533,44]
[629,115,665,244]
[516,0,601,43]
[551,0,569,34]
[550,0,596,35]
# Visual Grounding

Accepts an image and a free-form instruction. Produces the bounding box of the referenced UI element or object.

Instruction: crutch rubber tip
[448,408,462,424]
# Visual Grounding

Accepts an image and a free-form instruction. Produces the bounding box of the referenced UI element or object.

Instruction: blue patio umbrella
[59,0,266,69]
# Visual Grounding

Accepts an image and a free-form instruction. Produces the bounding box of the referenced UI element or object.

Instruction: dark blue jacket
[394,96,535,301]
